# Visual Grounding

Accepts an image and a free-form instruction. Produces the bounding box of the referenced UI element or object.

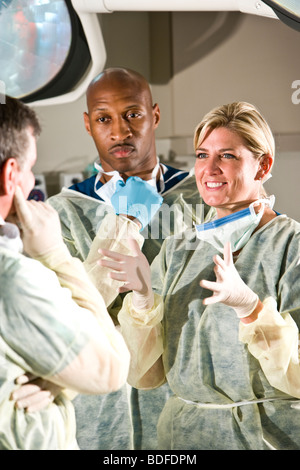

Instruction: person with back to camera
[29,67,213,451]
[0,96,130,450]
[100,101,300,450]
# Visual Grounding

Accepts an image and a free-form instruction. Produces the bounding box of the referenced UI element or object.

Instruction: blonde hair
[194,101,275,162]
[193,102,275,197]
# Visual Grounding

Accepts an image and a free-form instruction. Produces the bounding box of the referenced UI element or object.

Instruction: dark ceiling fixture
[262,0,300,31]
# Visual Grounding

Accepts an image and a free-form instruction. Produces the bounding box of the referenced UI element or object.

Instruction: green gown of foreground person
[102,101,300,450]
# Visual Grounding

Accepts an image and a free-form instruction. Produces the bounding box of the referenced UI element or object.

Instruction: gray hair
[0,96,41,170]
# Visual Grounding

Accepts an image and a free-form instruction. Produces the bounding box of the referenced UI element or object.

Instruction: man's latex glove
[83,213,144,308]
[13,186,67,258]
[98,238,154,311]
[200,241,259,318]
[111,176,163,230]
[11,373,62,413]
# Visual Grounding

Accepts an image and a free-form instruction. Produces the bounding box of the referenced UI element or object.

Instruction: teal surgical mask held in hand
[195,195,275,253]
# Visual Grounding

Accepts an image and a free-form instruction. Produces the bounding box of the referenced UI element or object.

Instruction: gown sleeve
[239,296,300,398]
[118,292,165,389]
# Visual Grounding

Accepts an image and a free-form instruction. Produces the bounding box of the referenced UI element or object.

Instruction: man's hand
[13,186,65,258]
[11,373,62,413]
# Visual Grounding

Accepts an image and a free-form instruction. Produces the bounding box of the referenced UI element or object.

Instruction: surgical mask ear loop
[249,195,275,217]
[249,201,264,218]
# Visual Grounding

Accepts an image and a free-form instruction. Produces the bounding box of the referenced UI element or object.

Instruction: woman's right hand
[98,238,154,310]
[200,241,260,319]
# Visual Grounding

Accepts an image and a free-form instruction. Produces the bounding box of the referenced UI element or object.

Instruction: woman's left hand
[200,242,259,318]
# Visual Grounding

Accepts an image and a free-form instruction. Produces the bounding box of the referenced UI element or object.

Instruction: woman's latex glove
[11,373,62,413]
[98,238,154,311]
[111,176,163,230]
[200,241,259,318]
[13,186,67,258]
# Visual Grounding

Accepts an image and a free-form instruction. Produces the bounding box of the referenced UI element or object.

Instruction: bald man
[84,68,160,182]
[46,68,214,450]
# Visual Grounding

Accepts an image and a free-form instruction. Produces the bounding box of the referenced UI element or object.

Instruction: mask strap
[149,158,165,192]
[249,195,275,216]
[94,162,122,192]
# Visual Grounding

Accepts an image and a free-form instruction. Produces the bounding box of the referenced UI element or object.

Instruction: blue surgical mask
[195,195,275,253]
[94,158,165,204]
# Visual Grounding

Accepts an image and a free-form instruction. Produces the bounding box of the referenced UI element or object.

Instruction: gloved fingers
[11,378,61,412]
[212,253,230,273]
[12,377,61,398]
[11,382,43,400]
[127,237,143,256]
[15,187,59,231]
[98,256,125,272]
[14,390,54,412]
[202,293,223,306]
[13,186,33,228]
[15,372,37,385]
[98,251,138,290]
[200,278,226,306]
[200,279,221,294]
[223,241,234,266]
[213,264,225,282]
[108,270,126,282]
[98,247,126,263]
[27,200,58,220]
[108,270,140,293]
[98,242,145,269]
[23,394,55,413]
[99,241,151,296]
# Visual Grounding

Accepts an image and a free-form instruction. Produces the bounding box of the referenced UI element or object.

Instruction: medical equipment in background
[0,0,105,105]
[0,0,298,106]
[262,1,300,31]
[59,173,84,189]
[28,174,48,201]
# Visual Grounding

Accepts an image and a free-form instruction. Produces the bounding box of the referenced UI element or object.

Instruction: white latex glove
[98,238,154,311]
[83,213,144,308]
[13,186,66,258]
[200,241,259,318]
[11,373,62,413]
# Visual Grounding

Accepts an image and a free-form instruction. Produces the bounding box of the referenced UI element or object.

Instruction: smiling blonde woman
[102,101,300,450]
